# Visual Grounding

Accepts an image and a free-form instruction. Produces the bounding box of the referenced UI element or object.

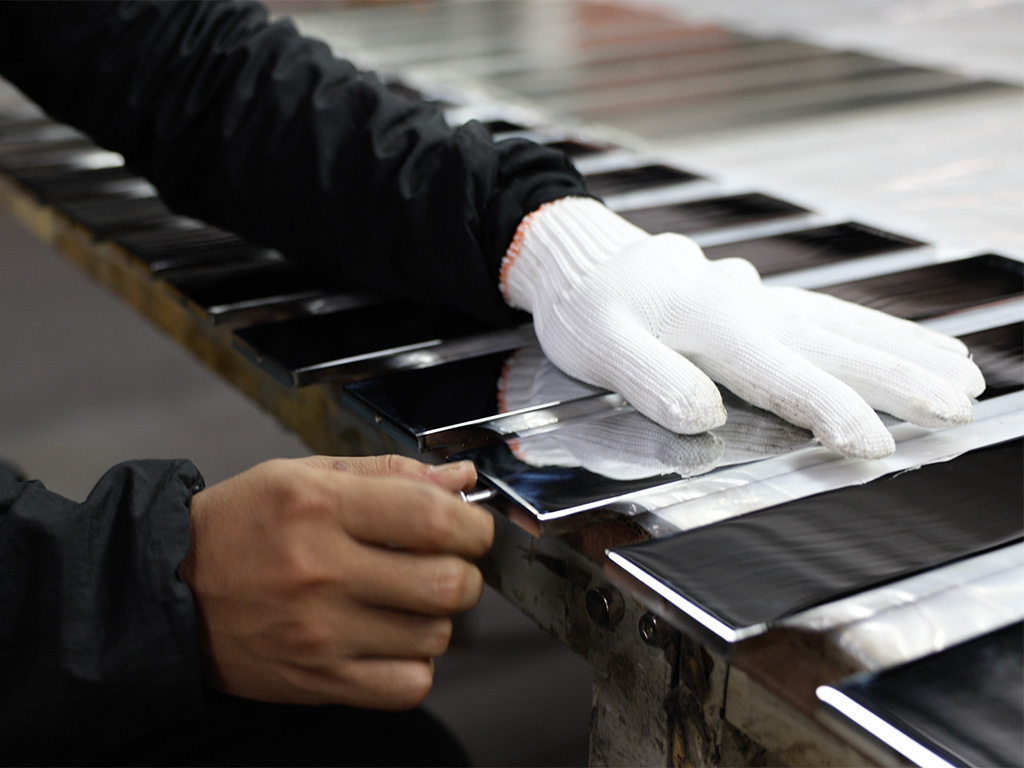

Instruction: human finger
[299,454,478,493]
[337,605,455,659]
[331,474,494,557]
[694,331,895,459]
[345,548,485,616]
[290,657,436,710]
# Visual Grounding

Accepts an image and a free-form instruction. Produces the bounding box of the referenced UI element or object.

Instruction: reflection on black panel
[345,352,511,441]
[583,164,702,197]
[113,226,277,273]
[959,324,1023,400]
[704,222,925,276]
[612,439,1024,633]
[0,136,95,166]
[479,119,532,135]
[168,263,336,310]
[827,623,1023,768]
[542,139,619,158]
[817,254,1023,320]
[233,301,495,375]
[620,193,808,234]
[19,165,141,204]
[459,440,682,519]
[57,195,173,237]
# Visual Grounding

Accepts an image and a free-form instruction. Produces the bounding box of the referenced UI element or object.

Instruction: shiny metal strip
[203,290,386,328]
[785,543,1024,671]
[815,687,959,768]
[646,391,1024,532]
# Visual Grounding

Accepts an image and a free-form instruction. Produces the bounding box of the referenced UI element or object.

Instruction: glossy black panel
[583,164,702,197]
[113,226,280,274]
[479,119,533,135]
[56,195,174,238]
[541,138,620,159]
[962,323,1024,400]
[817,254,1023,320]
[460,440,683,517]
[829,623,1023,768]
[168,262,335,310]
[345,351,511,445]
[18,165,143,204]
[619,193,809,234]
[0,136,94,165]
[612,439,1023,631]
[703,222,925,276]
[233,301,497,382]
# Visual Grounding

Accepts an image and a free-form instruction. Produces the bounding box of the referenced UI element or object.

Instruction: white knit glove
[500,197,985,460]
[498,344,813,480]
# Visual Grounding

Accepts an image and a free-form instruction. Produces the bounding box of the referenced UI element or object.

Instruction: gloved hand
[501,197,985,459]
[498,343,723,480]
[497,343,813,480]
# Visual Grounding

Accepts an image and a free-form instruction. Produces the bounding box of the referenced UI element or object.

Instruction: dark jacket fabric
[0,460,205,761]
[0,0,589,325]
[0,0,588,756]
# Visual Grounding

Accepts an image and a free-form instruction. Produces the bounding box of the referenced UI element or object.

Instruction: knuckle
[425,618,454,657]
[280,616,334,658]
[430,559,470,612]
[382,453,415,475]
[418,492,456,546]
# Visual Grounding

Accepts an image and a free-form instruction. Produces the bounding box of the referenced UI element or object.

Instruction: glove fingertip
[659,393,727,435]
[818,422,896,460]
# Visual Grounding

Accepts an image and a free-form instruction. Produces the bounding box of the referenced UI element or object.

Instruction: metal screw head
[585,586,625,628]
[638,612,669,647]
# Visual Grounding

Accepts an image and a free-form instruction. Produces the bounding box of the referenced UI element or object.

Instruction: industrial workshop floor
[0,207,593,767]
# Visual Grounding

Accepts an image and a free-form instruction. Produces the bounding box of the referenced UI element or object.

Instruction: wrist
[500,197,647,313]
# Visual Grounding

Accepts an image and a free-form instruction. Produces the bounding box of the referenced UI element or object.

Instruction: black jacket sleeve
[0,460,206,762]
[0,0,589,325]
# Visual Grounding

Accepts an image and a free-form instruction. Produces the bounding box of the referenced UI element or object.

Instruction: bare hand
[180,455,492,709]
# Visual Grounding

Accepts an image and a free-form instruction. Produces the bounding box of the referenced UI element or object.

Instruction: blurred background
[1,1,1020,765]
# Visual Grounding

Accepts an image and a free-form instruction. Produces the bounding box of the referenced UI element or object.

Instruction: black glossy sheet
[479,119,532,135]
[703,222,924,276]
[459,440,682,518]
[619,193,808,234]
[582,164,703,197]
[816,254,1023,319]
[113,225,280,274]
[827,622,1023,768]
[964,323,1024,400]
[18,165,141,204]
[168,262,336,310]
[345,351,512,447]
[233,301,498,384]
[612,439,1023,632]
[57,195,174,237]
[541,138,619,159]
